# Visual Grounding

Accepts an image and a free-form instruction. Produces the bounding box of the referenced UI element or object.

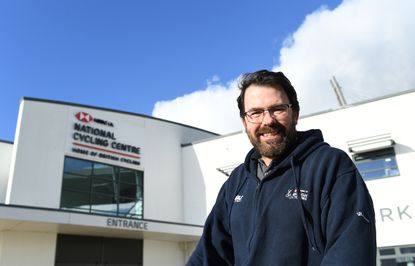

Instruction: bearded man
[186,70,377,266]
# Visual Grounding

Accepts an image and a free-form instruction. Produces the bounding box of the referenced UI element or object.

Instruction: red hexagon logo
[75,112,94,123]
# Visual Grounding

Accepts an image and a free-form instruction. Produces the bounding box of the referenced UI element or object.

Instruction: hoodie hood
[243,129,328,177]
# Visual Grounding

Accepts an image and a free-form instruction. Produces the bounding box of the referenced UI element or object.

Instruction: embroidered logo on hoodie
[285,189,308,201]
[234,195,244,203]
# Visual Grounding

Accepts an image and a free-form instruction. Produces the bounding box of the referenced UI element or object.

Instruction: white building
[1,91,415,266]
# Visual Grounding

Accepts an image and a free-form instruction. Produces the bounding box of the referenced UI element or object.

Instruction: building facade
[0,98,217,266]
[182,90,415,266]
[1,91,414,265]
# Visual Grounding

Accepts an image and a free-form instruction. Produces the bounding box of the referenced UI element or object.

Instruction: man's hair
[237,70,300,118]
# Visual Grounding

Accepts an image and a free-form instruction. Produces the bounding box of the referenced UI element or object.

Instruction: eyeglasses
[244,104,292,123]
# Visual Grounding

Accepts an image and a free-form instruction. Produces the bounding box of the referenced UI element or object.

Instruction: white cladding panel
[0,231,57,266]
[0,142,13,203]
[6,101,68,207]
[143,239,184,266]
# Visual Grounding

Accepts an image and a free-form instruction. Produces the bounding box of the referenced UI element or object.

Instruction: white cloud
[152,79,243,134]
[276,0,415,114]
[153,0,415,134]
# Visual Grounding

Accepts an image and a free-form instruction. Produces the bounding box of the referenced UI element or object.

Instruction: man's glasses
[244,104,292,124]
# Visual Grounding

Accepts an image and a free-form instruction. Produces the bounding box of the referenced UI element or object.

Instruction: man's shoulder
[226,163,250,188]
[310,142,350,159]
[306,143,357,175]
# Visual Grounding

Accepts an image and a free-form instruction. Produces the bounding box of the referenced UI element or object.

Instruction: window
[353,148,400,181]
[378,245,415,266]
[61,156,143,218]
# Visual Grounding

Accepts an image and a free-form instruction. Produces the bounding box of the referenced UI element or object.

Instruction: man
[186,70,377,265]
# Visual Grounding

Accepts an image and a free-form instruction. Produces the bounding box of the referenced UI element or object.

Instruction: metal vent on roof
[217,164,239,177]
[347,133,395,154]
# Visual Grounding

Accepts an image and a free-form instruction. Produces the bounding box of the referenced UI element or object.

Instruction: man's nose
[262,110,276,125]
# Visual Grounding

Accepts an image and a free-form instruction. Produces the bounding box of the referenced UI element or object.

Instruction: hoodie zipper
[247,179,263,250]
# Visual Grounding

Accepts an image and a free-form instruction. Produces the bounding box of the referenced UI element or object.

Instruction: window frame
[352,147,400,181]
[60,156,144,219]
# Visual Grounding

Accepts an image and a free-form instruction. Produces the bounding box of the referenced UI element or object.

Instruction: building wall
[0,141,13,203]
[0,231,56,266]
[184,91,415,248]
[143,239,184,266]
[1,92,414,264]
[182,133,251,225]
[296,91,415,247]
[5,99,215,224]
[6,101,68,208]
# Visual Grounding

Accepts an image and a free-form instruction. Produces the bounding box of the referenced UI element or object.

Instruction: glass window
[60,156,144,219]
[378,245,415,266]
[401,247,415,254]
[62,173,91,192]
[380,248,396,256]
[64,158,93,176]
[353,148,400,181]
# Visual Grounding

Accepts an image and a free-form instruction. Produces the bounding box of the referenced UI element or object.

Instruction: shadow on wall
[395,143,414,155]
[182,145,207,225]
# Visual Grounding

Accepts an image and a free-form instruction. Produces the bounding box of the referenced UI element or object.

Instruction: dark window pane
[90,193,117,216]
[62,173,91,192]
[61,190,90,210]
[379,248,396,255]
[353,148,400,180]
[401,247,415,254]
[92,177,115,195]
[63,157,93,176]
[93,162,115,181]
[91,191,115,205]
[119,169,142,184]
[381,258,397,266]
[119,182,138,198]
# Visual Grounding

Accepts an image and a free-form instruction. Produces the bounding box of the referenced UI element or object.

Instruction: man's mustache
[256,124,285,137]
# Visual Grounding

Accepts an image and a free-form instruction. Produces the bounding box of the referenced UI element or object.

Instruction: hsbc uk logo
[76,112,94,123]
[75,111,114,127]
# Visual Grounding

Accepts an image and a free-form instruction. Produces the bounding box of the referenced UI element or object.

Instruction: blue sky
[1,0,415,140]
[0,0,342,141]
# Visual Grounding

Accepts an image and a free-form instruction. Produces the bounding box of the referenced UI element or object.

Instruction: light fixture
[347,133,395,154]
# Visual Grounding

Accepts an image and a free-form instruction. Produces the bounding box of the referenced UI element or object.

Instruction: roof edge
[21,97,220,136]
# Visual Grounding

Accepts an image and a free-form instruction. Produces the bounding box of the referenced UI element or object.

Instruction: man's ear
[293,110,300,125]
[241,117,247,131]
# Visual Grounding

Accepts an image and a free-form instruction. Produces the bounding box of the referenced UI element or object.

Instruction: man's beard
[247,122,296,160]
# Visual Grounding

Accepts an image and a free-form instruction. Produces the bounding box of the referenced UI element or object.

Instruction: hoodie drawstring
[290,157,321,255]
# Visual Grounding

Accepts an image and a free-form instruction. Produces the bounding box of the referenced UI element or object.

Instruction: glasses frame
[244,103,292,124]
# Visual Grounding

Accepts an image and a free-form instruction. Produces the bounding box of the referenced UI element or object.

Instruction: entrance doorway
[55,234,143,266]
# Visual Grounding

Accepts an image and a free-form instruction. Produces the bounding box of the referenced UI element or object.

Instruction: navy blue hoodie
[186,129,376,266]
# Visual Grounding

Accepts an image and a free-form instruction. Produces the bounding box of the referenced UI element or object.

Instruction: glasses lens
[245,104,290,123]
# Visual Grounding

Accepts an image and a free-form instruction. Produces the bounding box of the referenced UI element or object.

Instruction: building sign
[106,217,149,230]
[66,109,143,167]
[378,205,412,222]
[372,194,415,247]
